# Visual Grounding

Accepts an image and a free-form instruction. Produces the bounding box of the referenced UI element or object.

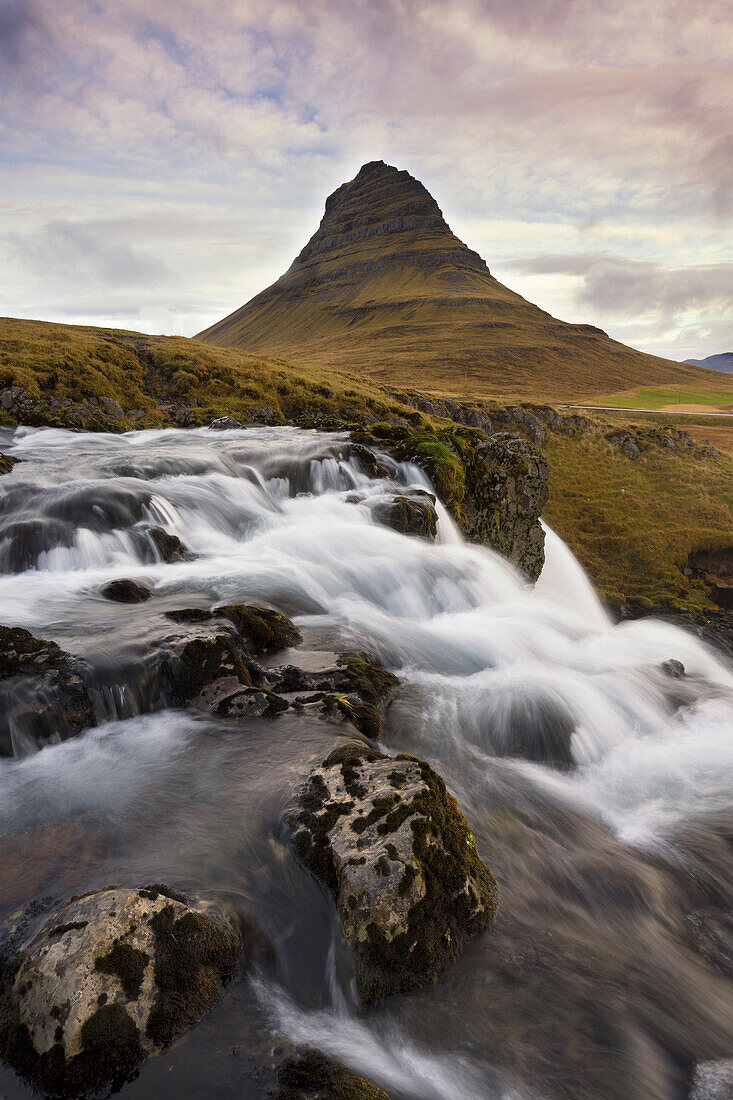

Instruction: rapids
[0,423,731,1100]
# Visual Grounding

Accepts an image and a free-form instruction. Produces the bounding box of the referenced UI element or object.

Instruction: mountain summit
[198,162,715,399]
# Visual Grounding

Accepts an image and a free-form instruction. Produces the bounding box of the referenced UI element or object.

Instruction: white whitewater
[0,424,731,1100]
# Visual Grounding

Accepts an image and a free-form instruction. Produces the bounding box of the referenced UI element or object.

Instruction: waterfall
[0,423,731,1100]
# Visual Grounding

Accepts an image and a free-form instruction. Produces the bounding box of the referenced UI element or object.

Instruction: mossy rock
[0,453,17,476]
[216,604,303,653]
[291,743,497,1003]
[336,654,399,707]
[278,1051,393,1099]
[0,886,242,1098]
[371,492,438,541]
[0,625,96,755]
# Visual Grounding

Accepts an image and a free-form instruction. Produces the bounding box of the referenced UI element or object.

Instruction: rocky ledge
[351,421,548,581]
[291,741,498,1004]
[0,885,242,1098]
[0,625,95,755]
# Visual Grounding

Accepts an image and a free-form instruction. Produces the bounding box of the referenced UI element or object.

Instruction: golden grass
[2,315,731,611]
[542,427,733,610]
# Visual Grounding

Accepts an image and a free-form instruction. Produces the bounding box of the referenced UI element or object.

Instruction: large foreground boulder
[0,885,242,1097]
[291,742,497,1003]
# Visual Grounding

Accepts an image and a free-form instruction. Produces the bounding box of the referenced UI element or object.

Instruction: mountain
[685,352,733,373]
[198,161,720,401]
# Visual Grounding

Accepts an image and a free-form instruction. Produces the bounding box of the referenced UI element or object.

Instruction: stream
[0,424,731,1100]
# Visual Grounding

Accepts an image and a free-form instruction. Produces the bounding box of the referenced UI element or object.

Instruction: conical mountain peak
[199,161,688,400]
[297,160,459,268]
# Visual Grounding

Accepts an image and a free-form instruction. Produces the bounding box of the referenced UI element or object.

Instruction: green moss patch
[94,942,149,999]
[145,904,240,1047]
[217,604,302,652]
[277,1051,393,1099]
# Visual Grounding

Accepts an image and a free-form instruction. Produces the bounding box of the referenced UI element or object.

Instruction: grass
[0,316,409,428]
[600,385,733,411]
[199,168,723,404]
[2,315,731,612]
[542,427,733,610]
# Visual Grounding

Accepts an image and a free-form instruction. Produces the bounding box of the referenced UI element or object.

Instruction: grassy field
[542,427,733,611]
[0,316,409,428]
[1,315,731,612]
[601,385,733,412]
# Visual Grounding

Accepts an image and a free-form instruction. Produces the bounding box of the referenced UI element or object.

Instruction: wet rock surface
[277,1052,393,1099]
[0,453,17,476]
[371,490,438,540]
[291,742,498,1004]
[0,626,95,756]
[460,433,549,581]
[100,578,152,603]
[0,885,242,1098]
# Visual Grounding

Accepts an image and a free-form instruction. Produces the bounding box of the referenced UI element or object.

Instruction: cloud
[0,0,731,362]
[508,253,733,321]
[0,0,37,66]
[6,220,170,287]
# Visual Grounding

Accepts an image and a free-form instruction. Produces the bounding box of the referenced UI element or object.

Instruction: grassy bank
[2,316,731,612]
[0,317,408,428]
[542,427,733,610]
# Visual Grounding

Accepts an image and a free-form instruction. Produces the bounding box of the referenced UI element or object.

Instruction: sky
[1,0,731,362]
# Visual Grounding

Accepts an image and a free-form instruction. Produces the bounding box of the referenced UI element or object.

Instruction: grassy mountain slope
[1,315,731,613]
[199,161,723,402]
[0,316,403,427]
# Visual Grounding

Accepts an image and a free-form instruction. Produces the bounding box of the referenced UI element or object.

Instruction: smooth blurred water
[0,424,731,1100]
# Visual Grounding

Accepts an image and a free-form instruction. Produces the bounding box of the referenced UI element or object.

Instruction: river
[0,424,731,1099]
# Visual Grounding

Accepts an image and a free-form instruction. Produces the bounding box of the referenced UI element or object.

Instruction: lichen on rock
[291,742,497,1003]
[0,886,242,1097]
[278,1051,394,1099]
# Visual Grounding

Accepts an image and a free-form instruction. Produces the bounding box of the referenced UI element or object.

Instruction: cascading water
[0,423,731,1100]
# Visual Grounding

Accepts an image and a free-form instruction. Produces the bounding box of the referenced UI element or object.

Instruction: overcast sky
[1,0,731,361]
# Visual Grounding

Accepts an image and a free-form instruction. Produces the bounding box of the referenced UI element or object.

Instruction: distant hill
[199,160,722,401]
[685,352,733,373]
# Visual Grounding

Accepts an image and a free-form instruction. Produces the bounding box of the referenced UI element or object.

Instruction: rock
[691,1060,733,1100]
[291,742,497,1003]
[686,547,733,579]
[460,433,549,582]
[97,397,125,420]
[216,604,303,653]
[0,626,95,756]
[0,388,44,424]
[163,628,259,702]
[348,443,393,479]
[0,453,17,475]
[278,1052,393,1099]
[147,526,187,563]
[213,687,289,719]
[371,491,438,540]
[209,416,242,431]
[0,885,242,1098]
[661,659,686,679]
[100,579,152,603]
[712,582,733,610]
[621,438,641,460]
